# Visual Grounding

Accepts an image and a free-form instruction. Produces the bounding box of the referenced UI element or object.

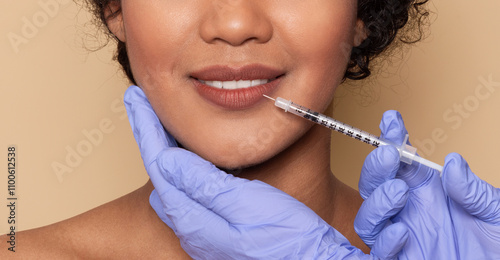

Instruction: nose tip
[200,2,273,46]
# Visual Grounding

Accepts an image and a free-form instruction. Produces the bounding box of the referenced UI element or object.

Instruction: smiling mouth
[190,64,285,109]
[197,77,279,90]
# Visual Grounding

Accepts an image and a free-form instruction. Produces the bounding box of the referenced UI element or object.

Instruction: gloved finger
[359,145,400,199]
[156,148,306,224]
[157,147,246,206]
[151,176,240,260]
[124,85,177,168]
[355,179,409,247]
[380,110,435,188]
[358,111,407,199]
[370,223,409,260]
[442,153,500,224]
[151,175,230,240]
[157,148,250,217]
[149,189,175,230]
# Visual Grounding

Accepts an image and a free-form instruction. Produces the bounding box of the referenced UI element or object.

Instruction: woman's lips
[191,65,284,110]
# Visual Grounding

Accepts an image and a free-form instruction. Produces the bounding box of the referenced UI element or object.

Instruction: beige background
[1,0,499,232]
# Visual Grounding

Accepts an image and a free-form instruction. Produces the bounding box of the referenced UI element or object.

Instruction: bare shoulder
[0,181,190,259]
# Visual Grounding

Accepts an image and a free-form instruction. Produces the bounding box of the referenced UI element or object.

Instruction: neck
[237,124,341,224]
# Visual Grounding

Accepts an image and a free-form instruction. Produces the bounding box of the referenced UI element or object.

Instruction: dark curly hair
[83,0,428,84]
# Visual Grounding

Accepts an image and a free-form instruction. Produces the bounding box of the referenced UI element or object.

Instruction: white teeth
[237,80,251,88]
[224,81,238,89]
[200,79,270,89]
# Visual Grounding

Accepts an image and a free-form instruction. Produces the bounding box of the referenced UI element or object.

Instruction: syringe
[263,95,443,172]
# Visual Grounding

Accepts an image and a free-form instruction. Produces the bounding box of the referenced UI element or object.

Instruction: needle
[263,94,275,101]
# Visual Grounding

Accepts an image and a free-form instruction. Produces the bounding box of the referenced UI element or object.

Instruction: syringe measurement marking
[266,95,444,172]
[292,103,383,147]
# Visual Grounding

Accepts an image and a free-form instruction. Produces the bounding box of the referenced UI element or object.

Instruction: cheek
[121,2,200,89]
[277,2,357,70]
[272,3,358,109]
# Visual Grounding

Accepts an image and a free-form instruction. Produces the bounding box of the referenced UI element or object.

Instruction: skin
[0,0,369,258]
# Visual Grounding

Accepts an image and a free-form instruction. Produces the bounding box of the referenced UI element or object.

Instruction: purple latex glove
[355,110,500,259]
[124,85,408,260]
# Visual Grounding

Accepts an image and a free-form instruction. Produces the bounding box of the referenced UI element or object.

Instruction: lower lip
[192,77,282,110]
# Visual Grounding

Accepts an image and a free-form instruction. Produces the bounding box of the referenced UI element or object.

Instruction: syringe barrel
[275,97,389,148]
[273,97,443,172]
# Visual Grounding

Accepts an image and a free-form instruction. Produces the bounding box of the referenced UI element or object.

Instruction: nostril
[199,4,273,46]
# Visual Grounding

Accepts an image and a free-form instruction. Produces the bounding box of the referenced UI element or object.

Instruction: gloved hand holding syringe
[263,95,444,172]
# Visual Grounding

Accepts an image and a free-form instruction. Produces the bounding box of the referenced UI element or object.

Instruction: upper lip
[190,64,285,82]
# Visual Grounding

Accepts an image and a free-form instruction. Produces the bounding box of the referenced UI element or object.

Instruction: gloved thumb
[442,153,500,224]
[149,189,175,230]
[380,110,435,188]
[370,223,409,260]
[359,145,400,199]
[379,110,408,145]
[358,110,408,199]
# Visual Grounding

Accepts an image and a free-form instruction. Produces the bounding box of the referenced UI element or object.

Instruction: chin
[179,140,272,174]
[208,154,264,172]
[214,159,265,176]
